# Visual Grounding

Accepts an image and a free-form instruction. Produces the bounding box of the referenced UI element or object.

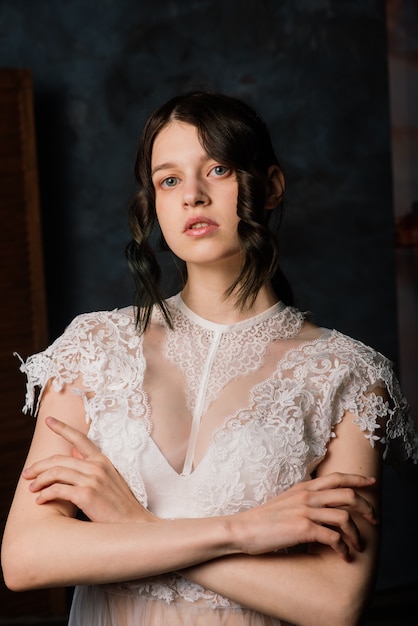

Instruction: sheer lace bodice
[19,294,417,625]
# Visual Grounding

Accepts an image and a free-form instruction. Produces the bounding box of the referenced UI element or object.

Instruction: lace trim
[103,574,236,609]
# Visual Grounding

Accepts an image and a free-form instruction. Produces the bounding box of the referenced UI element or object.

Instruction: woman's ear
[265,165,285,210]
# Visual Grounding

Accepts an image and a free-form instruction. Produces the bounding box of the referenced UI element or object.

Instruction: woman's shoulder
[292,323,417,464]
[64,306,137,331]
[296,319,392,369]
[18,307,141,413]
[46,307,137,346]
[46,307,144,360]
[289,322,401,403]
[324,329,396,379]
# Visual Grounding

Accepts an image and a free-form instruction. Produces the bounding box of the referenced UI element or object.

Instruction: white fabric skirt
[68,584,292,626]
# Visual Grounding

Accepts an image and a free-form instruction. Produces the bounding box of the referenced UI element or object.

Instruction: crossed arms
[1,379,381,626]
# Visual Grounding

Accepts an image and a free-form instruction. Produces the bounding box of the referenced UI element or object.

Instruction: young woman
[2,92,417,626]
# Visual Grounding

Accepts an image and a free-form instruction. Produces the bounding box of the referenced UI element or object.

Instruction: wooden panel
[0,69,67,619]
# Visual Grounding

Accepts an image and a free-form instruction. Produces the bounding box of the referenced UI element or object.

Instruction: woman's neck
[180,280,279,325]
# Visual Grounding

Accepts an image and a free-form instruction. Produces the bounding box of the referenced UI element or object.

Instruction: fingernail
[46,416,56,426]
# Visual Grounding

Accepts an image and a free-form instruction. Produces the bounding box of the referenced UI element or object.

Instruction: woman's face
[151,121,242,271]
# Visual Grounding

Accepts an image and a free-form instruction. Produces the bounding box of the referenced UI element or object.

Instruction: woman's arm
[1,382,237,589]
[1,382,376,598]
[181,412,382,626]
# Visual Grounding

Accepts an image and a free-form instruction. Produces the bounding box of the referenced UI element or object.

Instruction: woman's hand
[22,420,377,562]
[230,472,378,561]
[22,417,154,524]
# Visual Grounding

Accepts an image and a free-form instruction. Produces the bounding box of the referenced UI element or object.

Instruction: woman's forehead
[151,122,208,167]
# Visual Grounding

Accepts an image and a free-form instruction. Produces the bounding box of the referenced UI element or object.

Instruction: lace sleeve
[16,312,111,417]
[335,347,417,465]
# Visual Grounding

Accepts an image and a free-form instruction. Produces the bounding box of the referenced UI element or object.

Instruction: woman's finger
[33,482,83,506]
[309,506,363,551]
[23,454,92,480]
[45,416,97,459]
[312,523,353,561]
[27,464,94,493]
[305,488,378,525]
[298,472,376,493]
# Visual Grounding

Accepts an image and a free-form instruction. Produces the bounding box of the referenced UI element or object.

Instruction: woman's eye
[210,165,230,177]
[161,177,179,188]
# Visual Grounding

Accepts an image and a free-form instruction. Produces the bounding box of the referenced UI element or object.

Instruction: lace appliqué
[104,574,235,608]
[17,310,151,506]
[276,332,418,464]
[162,299,304,414]
[18,310,142,414]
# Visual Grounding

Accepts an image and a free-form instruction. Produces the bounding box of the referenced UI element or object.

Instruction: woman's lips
[184,217,219,236]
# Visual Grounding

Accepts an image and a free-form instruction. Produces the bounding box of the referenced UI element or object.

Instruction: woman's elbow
[325,603,362,626]
[323,579,374,626]
[287,563,375,626]
[1,536,44,591]
[290,598,369,626]
[2,567,33,593]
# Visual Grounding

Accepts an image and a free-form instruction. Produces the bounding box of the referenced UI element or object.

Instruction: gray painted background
[1,0,397,351]
[1,0,416,593]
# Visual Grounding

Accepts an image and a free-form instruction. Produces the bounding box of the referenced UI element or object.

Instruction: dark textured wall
[1,0,416,592]
[1,0,397,355]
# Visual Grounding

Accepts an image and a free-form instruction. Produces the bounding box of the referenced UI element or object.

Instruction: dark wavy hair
[126,91,292,331]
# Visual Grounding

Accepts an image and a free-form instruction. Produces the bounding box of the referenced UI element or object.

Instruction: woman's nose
[183,178,209,207]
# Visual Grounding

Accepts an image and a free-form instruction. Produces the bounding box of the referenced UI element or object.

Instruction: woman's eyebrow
[151,162,176,176]
[152,154,212,177]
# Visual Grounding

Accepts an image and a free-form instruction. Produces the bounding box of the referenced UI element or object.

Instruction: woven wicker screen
[0,68,67,620]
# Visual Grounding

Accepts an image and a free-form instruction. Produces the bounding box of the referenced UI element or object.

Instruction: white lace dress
[20,294,417,626]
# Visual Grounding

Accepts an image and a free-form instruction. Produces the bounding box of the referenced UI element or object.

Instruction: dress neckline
[170,292,289,333]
